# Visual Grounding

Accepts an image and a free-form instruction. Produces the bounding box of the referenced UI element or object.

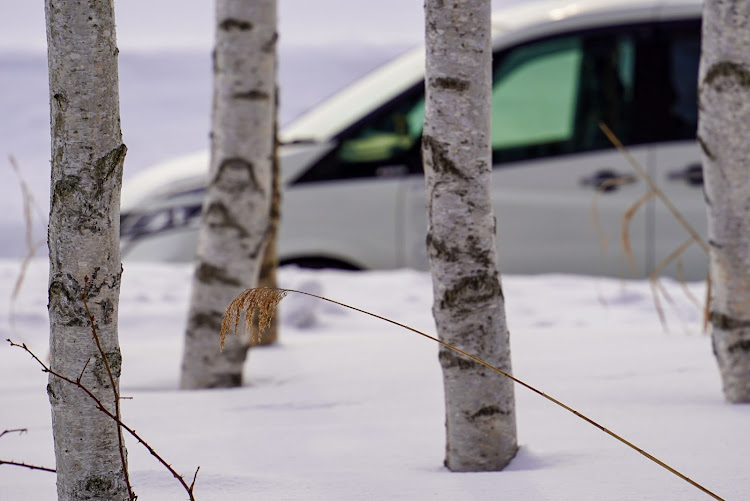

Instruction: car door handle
[667,163,703,186]
[580,169,636,192]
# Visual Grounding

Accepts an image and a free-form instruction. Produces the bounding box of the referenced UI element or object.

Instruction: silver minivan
[120,0,706,279]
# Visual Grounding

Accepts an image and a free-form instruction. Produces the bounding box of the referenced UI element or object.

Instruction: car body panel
[121,0,707,278]
[401,147,653,276]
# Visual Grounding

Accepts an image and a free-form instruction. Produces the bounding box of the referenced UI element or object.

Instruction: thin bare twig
[0,428,27,439]
[224,288,726,501]
[7,339,198,500]
[80,276,134,500]
[1,429,55,472]
[0,459,56,473]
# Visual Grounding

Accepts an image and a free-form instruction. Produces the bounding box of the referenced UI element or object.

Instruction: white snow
[0,260,747,500]
[1,0,747,499]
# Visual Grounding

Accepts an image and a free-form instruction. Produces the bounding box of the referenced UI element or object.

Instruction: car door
[282,86,426,269]
[649,19,708,281]
[402,25,657,277]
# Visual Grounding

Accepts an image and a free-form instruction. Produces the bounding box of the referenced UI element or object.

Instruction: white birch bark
[180,0,276,389]
[699,0,750,403]
[423,0,518,471]
[45,0,130,499]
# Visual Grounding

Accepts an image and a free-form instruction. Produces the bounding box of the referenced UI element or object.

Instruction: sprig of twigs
[7,338,200,500]
[0,428,55,473]
[223,287,725,501]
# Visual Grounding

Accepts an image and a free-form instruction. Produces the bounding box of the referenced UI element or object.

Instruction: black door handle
[667,164,703,186]
[580,169,636,192]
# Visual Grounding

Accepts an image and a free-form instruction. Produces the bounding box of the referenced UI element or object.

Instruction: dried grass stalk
[221,288,288,349]
[218,286,725,500]
[621,191,655,275]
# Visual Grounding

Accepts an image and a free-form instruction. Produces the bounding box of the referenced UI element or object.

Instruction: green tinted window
[337,94,425,164]
[492,37,582,149]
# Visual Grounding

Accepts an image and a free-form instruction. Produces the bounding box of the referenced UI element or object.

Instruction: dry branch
[6,338,199,500]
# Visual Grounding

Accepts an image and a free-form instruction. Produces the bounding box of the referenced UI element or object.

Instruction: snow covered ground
[1,260,746,500]
[1,1,748,499]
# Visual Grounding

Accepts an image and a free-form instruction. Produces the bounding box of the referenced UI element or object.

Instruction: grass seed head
[221,288,287,349]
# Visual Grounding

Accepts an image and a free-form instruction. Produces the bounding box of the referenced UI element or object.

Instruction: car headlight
[121,204,202,240]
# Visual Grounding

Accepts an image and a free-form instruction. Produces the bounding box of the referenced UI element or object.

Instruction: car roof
[280,0,701,144]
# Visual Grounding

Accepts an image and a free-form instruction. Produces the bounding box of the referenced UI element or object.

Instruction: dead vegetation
[223,286,725,501]
[594,123,710,330]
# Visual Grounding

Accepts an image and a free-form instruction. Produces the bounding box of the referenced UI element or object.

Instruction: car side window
[659,21,701,141]
[293,20,699,185]
[293,88,425,183]
[491,37,582,153]
[492,29,642,164]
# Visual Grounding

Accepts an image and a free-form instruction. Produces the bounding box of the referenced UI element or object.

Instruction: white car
[121,0,706,279]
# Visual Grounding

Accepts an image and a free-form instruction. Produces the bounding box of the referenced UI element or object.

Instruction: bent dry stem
[223,287,725,501]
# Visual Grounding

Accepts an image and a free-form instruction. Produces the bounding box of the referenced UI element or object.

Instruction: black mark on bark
[97,299,114,325]
[704,61,750,89]
[232,89,270,101]
[427,233,494,269]
[204,202,249,237]
[52,92,69,111]
[219,19,253,31]
[189,311,224,332]
[465,405,509,422]
[427,233,460,262]
[439,349,475,370]
[422,134,468,180]
[47,381,60,403]
[93,143,127,192]
[195,262,242,286]
[48,277,85,327]
[431,76,470,92]
[51,175,81,207]
[93,349,122,386]
[80,473,120,498]
[262,32,278,53]
[440,273,502,311]
[727,339,750,355]
[710,311,750,330]
[214,157,260,193]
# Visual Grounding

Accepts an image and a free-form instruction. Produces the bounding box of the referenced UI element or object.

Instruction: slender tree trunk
[700,0,750,403]
[180,0,276,389]
[45,1,130,499]
[423,0,518,471]
[253,97,281,347]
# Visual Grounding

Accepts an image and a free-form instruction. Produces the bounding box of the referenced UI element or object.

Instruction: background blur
[0,0,527,256]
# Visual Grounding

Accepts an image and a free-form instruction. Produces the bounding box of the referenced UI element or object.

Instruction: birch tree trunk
[45,0,130,499]
[423,0,518,471]
[699,0,750,403]
[253,107,281,346]
[180,0,276,389]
